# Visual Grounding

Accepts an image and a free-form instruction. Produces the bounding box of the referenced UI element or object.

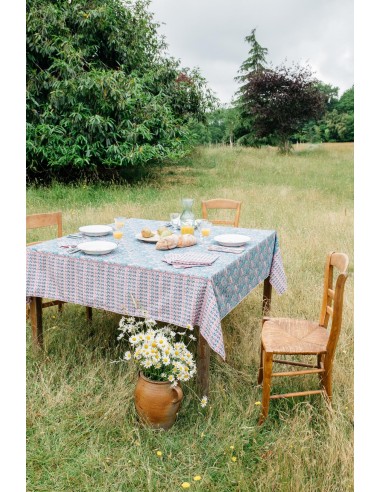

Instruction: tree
[314,82,340,111]
[295,84,354,143]
[235,28,268,83]
[336,86,354,114]
[241,63,326,153]
[26,0,214,183]
[234,29,269,146]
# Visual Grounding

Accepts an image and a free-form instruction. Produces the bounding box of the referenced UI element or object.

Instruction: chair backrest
[26,212,63,246]
[319,251,349,358]
[201,199,242,227]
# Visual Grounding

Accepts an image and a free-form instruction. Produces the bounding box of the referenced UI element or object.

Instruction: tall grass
[27,143,353,491]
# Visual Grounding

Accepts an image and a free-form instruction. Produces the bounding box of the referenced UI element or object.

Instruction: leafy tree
[189,106,240,146]
[314,82,340,111]
[234,29,269,146]
[235,28,268,83]
[241,63,326,153]
[26,0,214,183]
[336,85,354,114]
[295,84,354,143]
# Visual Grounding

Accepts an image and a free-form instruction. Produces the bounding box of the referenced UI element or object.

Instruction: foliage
[26,0,214,183]
[314,82,340,111]
[241,63,326,153]
[295,85,354,143]
[234,29,270,147]
[190,106,240,145]
[336,86,354,114]
[235,28,268,83]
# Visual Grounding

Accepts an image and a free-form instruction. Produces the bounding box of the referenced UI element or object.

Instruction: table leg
[30,296,43,349]
[86,306,93,322]
[262,276,272,316]
[197,331,210,397]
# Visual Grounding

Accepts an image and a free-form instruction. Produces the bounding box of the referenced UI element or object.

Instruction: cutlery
[67,234,83,238]
[68,248,81,254]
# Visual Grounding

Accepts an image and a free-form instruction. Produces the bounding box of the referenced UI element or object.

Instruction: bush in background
[26,0,214,184]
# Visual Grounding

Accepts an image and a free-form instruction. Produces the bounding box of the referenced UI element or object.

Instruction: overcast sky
[149,0,353,104]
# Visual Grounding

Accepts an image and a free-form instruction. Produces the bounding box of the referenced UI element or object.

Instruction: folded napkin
[208,245,245,254]
[163,252,219,269]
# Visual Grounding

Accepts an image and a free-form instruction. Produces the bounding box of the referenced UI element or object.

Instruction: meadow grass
[26,143,353,491]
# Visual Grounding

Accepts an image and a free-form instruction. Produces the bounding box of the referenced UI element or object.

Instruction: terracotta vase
[134,372,183,430]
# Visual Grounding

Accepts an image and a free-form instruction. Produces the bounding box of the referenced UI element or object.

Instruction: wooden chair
[257,252,349,424]
[201,199,242,227]
[26,212,92,321]
[27,212,64,314]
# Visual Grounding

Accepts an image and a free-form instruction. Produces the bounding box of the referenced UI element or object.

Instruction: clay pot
[134,372,183,430]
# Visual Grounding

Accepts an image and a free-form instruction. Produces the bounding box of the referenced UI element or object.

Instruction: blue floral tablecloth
[26,218,287,359]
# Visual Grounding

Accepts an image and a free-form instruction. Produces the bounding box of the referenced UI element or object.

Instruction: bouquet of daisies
[117,316,205,398]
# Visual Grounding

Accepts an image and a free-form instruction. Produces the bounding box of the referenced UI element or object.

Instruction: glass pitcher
[180,198,195,234]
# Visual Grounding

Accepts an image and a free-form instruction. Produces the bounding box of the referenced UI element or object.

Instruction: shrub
[26,0,214,183]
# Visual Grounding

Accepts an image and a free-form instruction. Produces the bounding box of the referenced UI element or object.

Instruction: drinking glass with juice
[180,224,195,235]
[200,221,212,243]
[113,230,123,241]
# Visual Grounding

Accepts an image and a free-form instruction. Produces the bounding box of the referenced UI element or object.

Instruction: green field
[27,143,354,491]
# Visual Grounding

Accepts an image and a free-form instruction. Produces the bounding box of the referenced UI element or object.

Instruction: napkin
[163,252,219,269]
[208,245,245,254]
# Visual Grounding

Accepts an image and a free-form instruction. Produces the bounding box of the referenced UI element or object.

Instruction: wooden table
[27,219,285,396]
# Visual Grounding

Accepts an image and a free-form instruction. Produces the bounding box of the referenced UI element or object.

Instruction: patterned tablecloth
[26,219,287,359]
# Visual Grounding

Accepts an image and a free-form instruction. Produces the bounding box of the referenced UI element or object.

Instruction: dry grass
[26,143,353,491]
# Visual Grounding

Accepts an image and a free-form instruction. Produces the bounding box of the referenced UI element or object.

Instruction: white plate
[77,241,118,255]
[214,234,251,247]
[79,225,113,236]
[135,232,160,243]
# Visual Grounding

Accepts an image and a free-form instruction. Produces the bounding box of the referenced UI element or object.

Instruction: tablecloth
[26,218,287,359]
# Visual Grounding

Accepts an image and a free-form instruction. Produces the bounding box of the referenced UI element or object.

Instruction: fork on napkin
[163,252,219,269]
[207,245,245,254]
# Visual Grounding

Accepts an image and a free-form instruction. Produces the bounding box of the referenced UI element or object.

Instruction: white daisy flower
[142,359,153,369]
[186,324,194,331]
[129,335,139,345]
[124,351,132,361]
[168,374,175,382]
[200,396,208,408]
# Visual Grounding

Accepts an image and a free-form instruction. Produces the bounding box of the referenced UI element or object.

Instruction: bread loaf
[177,234,197,248]
[155,234,179,250]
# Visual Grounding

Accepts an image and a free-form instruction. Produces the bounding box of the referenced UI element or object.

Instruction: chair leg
[58,302,63,314]
[322,362,333,401]
[317,354,324,382]
[258,343,264,384]
[259,352,273,425]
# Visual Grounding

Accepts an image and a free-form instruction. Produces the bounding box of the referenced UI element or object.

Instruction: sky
[149,0,354,104]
